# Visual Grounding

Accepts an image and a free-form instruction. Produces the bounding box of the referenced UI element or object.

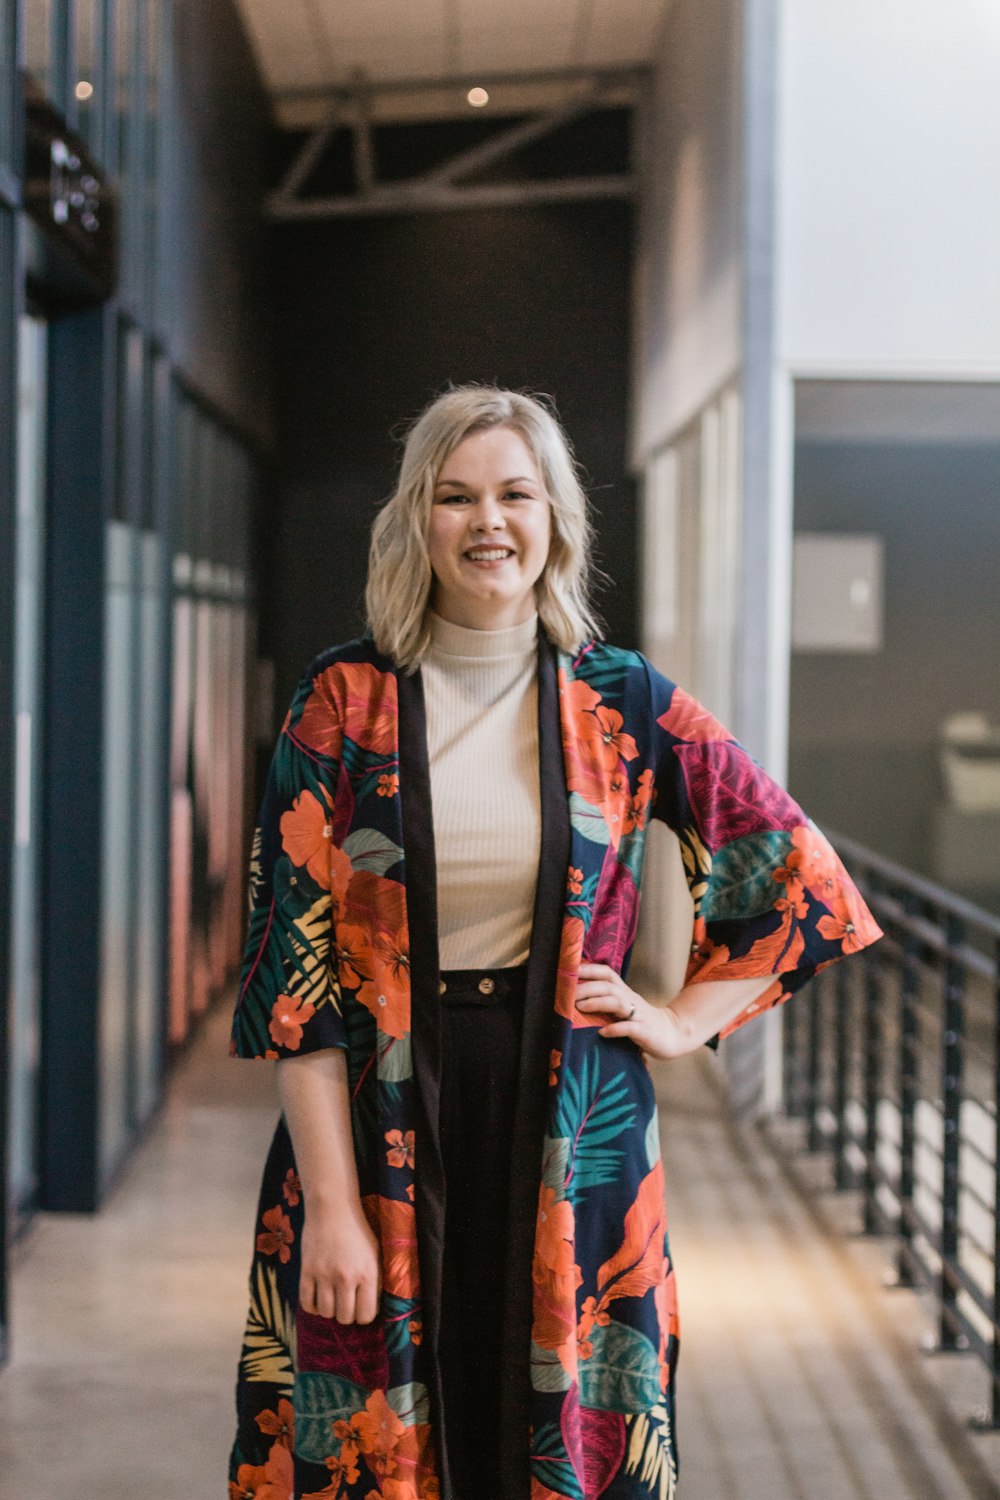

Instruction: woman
[227,386,881,1500]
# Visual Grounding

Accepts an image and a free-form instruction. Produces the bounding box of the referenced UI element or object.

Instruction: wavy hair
[365,385,602,668]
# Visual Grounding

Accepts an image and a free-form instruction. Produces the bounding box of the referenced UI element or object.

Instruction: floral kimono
[228,629,881,1500]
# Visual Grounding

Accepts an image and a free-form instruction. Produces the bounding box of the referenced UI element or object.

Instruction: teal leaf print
[645,1109,661,1170]
[579,1320,662,1412]
[530,1340,573,1393]
[293,1371,367,1461]
[554,1049,637,1201]
[377,1030,413,1082]
[343,827,404,877]
[386,1380,430,1425]
[700,829,794,921]
[531,1420,584,1499]
[383,1295,420,1357]
[541,1136,571,1199]
[569,791,611,848]
[617,826,648,883]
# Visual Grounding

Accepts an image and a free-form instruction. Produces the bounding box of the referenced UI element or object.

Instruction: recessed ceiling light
[75,80,94,100]
[467,87,489,108]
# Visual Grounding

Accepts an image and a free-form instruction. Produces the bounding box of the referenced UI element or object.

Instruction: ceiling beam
[273,64,647,105]
[266,175,636,221]
[414,81,611,188]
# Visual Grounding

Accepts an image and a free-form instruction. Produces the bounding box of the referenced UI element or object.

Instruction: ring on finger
[626,1001,636,1020]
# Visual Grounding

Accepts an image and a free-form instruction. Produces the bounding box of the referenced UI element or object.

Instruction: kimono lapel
[396,628,572,1500]
[498,628,571,1491]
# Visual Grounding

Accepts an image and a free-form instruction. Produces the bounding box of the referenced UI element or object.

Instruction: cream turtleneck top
[422,611,541,969]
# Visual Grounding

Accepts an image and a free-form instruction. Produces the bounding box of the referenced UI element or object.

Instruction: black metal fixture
[22,74,117,315]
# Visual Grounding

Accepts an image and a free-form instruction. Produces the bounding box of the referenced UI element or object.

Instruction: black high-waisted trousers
[437,964,527,1500]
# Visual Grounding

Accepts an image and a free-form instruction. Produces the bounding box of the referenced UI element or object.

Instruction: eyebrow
[434,474,540,489]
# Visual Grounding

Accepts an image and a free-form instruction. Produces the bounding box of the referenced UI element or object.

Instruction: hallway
[0,1002,996,1498]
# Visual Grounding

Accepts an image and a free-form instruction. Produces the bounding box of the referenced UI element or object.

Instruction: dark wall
[265,126,636,711]
[788,441,1000,879]
[166,0,275,445]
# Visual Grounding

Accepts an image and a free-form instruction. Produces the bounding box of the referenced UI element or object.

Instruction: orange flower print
[567,867,584,896]
[256,1205,294,1264]
[254,1397,295,1450]
[324,1443,361,1488]
[576,1292,611,1360]
[336,924,369,991]
[355,939,410,1040]
[282,1168,301,1206]
[548,1049,562,1087]
[407,1317,423,1345]
[624,769,655,835]
[791,822,841,899]
[268,993,316,1051]
[817,890,881,953]
[350,1388,406,1476]
[377,773,399,797]
[532,1186,583,1371]
[536,1185,578,1279]
[593,704,639,772]
[772,847,808,919]
[279,786,335,888]
[229,1440,294,1500]
[385,1129,415,1169]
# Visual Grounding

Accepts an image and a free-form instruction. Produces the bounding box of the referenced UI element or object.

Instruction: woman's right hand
[299,1198,382,1324]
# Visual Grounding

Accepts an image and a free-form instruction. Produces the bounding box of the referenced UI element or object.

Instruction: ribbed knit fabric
[422,610,541,969]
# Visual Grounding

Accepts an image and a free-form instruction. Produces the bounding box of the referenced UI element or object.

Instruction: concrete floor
[1,1002,998,1499]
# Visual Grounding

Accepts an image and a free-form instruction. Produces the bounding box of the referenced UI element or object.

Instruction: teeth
[466,549,512,561]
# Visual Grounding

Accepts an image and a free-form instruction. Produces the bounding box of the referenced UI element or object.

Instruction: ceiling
[232,0,670,126]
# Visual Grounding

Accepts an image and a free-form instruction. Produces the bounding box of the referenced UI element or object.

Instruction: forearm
[665,974,776,1052]
[276,1047,361,1212]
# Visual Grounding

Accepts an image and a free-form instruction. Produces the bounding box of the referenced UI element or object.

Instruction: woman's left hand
[575,963,692,1061]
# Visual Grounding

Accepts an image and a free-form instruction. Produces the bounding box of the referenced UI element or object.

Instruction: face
[427,425,552,630]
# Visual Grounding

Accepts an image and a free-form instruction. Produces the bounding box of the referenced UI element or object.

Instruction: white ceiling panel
[233,0,669,123]
[459,27,580,72]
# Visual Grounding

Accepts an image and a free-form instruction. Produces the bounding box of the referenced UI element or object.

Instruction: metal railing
[782,832,1000,1427]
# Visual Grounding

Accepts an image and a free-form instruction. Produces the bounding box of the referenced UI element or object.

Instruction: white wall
[631,0,744,462]
[776,0,1000,375]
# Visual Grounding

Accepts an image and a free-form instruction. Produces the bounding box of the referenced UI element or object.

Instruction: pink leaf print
[296,1307,390,1388]
[674,740,803,851]
[561,1382,627,1498]
[583,848,639,970]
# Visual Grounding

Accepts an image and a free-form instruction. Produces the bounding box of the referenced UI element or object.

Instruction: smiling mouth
[464,547,514,562]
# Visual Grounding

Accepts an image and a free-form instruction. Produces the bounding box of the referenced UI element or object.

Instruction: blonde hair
[365,385,602,668]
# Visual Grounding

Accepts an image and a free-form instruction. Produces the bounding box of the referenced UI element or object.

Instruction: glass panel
[0,3,17,172]
[8,316,48,1222]
[24,0,54,95]
[133,527,167,1120]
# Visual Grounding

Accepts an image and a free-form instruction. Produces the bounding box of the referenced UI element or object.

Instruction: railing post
[862,877,882,1234]
[992,935,1000,1426]
[783,988,801,1117]
[897,894,920,1287]
[939,912,965,1351]
[834,956,852,1189]
[807,973,824,1153]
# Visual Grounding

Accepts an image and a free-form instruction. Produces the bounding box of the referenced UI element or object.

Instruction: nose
[470,495,504,532]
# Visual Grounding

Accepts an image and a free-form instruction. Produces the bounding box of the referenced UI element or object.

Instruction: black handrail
[782,832,1000,1427]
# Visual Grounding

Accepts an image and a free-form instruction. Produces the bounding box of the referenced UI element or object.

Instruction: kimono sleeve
[229,660,349,1060]
[646,663,883,1040]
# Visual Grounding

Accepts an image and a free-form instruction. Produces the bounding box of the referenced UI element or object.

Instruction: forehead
[436,425,542,481]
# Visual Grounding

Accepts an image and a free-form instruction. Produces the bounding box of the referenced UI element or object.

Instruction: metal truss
[265,68,642,221]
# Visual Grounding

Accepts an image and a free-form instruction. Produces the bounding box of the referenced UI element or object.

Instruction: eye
[436,493,471,504]
[505,490,532,501]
